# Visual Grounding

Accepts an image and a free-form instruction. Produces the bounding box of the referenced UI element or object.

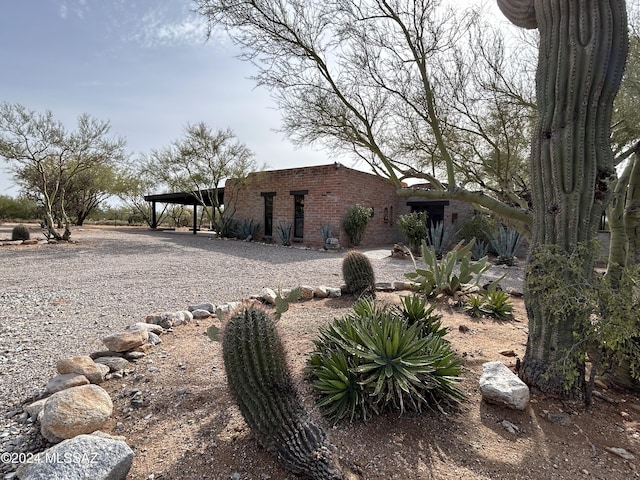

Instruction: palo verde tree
[497,0,629,396]
[146,122,257,234]
[0,103,127,240]
[194,0,533,234]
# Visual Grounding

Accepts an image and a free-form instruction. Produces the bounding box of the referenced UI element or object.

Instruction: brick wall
[226,164,403,248]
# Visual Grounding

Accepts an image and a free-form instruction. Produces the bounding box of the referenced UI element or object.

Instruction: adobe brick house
[225,163,474,249]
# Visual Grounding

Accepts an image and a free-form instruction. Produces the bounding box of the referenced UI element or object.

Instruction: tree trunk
[499,0,628,397]
[624,154,640,265]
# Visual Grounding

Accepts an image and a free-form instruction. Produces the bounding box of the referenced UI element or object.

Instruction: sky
[0,0,346,197]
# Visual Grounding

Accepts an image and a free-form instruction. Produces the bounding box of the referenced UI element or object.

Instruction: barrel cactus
[222,307,354,480]
[341,250,376,299]
[11,224,30,241]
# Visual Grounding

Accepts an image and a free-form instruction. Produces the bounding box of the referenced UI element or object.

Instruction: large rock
[145,312,175,329]
[188,302,215,313]
[479,361,530,410]
[93,356,131,373]
[40,385,113,442]
[46,373,90,394]
[16,433,134,480]
[56,355,110,384]
[260,287,277,305]
[102,327,149,352]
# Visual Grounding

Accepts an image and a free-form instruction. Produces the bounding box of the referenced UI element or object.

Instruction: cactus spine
[222,307,352,480]
[341,250,376,299]
[499,0,628,396]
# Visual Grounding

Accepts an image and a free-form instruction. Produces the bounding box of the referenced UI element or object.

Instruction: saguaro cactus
[222,307,354,480]
[498,0,629,396]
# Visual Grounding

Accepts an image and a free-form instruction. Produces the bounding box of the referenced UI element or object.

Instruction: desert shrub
[11,224,30,241]
[484,224,523,266]
[458,214,496,247]
[342,204,372,246]
[342,250,376,299]
[397,211,428,253]
[528,242,640,399]
[308,297,464,422]
[405,239,495,297]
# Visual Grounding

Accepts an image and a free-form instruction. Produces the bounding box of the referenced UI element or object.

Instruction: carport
[144,188,224,234]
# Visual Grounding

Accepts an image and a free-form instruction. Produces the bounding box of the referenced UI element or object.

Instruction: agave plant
[463,290,513,320]
[308,298,465,422]
[405,239,494,297]
[484,224,523,266]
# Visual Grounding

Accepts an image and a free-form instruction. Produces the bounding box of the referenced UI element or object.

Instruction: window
[294,195,304,239]
[290,190,308,240]
[262,192,275,237]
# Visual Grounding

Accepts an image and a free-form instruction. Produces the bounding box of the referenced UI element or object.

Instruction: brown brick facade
[225,164,474,248]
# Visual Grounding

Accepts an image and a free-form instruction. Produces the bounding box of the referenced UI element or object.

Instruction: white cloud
[59,2,68,19]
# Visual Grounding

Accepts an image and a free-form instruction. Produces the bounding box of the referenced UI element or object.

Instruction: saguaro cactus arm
[497,0,537,29]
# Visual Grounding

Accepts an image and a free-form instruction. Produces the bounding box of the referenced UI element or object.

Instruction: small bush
[308,297,464,422]
[11,224,30,241]
[397,212,428,253]
[342,204,372,246]
[458,214,497,246]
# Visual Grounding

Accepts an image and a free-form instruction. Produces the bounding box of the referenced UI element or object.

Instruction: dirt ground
[97,292,640,480]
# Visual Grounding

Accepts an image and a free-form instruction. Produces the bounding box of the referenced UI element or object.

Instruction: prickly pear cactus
[222,307,354,480]
[342,250,376,299]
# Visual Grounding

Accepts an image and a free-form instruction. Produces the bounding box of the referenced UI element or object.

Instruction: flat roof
[144,188,224,206]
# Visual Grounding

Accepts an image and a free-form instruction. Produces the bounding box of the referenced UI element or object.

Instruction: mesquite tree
[498,0,629,396]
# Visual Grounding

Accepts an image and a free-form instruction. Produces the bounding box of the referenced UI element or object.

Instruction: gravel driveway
[0,226,524,415]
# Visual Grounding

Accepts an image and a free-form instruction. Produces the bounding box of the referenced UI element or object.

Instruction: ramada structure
[145,163,474,249]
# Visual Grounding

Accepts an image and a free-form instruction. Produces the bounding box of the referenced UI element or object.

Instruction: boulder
[314,286,329,299]
[299,286,315,300]
[173,310,193,326]
[102,327,149,352]
[260,287,277,305]
[479,361,530,410]
[56,355,110,384]
[191,309,211,319]
[16,433,134,480]
[40,385,113,442]
[46,373,90,394]
[145,312,175,329]
[93,356,131,373]
[188,302,215,313]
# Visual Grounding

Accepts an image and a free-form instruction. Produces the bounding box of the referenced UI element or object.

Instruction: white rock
[314,286,329,299]
[327,287,342,298]
[16,433,134,480]
[479,361,530,410]
[260,287,277,305]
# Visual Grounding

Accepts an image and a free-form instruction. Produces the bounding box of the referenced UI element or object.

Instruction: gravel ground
[0,225,524,441]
